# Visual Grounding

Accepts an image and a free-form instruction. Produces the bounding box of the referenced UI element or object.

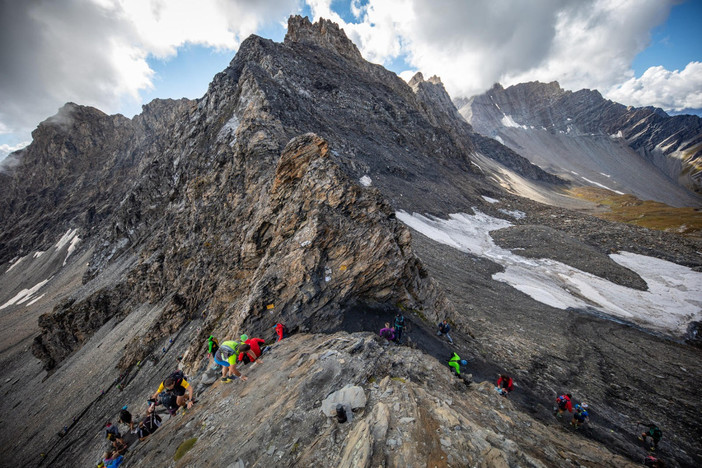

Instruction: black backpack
[138,413,162,438]
[169,369,185,387]
[158,391,179,411]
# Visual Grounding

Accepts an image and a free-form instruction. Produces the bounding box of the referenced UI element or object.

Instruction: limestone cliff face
[459,82,702,205]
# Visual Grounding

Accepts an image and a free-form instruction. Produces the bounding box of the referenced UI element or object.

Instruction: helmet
[460,360,468,366]
[581,403,588,409]
[240,334,248,342]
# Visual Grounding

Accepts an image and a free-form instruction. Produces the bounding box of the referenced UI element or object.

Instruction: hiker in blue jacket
[437,319,453,344]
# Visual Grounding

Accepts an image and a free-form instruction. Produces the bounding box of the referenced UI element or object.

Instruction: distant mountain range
[457,81,702,207]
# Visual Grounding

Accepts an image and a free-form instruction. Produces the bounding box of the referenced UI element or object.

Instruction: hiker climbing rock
[393,313,406,343]
[238,336,266,364]
[570,403,589,429]
[554,393,573,417]
[150,370,194,409]
[643,455,666,467]
[639,423,663,451]
[214,340,248,382]
[206,335,219,368]
[448,352,467,376]
[496,374,514,397]
[274,323,288,342]
[437,319,453,344]
[379,322,395,342]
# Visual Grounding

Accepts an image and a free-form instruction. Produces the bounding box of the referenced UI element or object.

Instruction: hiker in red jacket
[274,323,287,342]
[238,337,266,364]
[554,393,573,417]
[496,374,514,397]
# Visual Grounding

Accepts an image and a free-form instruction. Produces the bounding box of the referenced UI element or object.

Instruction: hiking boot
[221,377,231,383]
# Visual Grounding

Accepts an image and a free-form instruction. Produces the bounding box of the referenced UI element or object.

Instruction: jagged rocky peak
[285,15,364,63]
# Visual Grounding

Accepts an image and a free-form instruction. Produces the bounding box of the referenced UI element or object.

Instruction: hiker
[102,451,124,468]
[118,409,135,433]
[238,337,266,364]
[137,410,162,441]
[104,421,121,439]
[150,370,194,408]
[496,374,514,397]
[206,335,219,367]
[554,393,573,417]
[274,323,287,342]
[448,352,467,376]
[570,403,589,429]
[437,319,453,344]
[106,432,127,456]
[643,455,665,467]
[214,340,248,382]
[379,322,395,341]
[393,313,406,343]
[639,423,662,451]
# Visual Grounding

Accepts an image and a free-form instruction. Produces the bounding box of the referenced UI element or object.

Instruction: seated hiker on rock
[379,322,395,342]
[150,370,194,409]
[237,337,266,364]
[570,403,589,429]
[106,432,128,456]
[554,393,573,417]
[639,423,663,451]
[496,374,514,397]
[448,352,468,376]
[101,450,124,468]
[393,313,406,343]
[137,410,162,441]
[437,319,453,344]
[214,340,248,382]
[643,455,665,468]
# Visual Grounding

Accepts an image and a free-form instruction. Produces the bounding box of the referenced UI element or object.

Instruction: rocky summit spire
[285,15,363,63]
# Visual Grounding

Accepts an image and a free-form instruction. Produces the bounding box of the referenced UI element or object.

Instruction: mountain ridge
[0,15,700,468]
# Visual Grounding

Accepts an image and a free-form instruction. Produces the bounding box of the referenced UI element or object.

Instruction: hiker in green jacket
[448,353,467,376]
[214,340,248,382]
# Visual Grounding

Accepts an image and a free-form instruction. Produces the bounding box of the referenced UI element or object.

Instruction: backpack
[650,426,662,441]
[208,336,219,355]
[168,369,185,387]
[158,391,179,413]
[138,413,162,438]
[557,395,569,409]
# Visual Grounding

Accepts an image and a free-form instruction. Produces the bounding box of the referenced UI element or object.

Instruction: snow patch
[498,209,526,219]
[580,176,625,195]
[396,210,702,336]
[55,228,78,250]
[501,114,526,129]
[0,278,51,310]
[482,196,500,204]
[494,135,504,145]
[6,255,28,273]
[33,251,45,258]
[360,175,372,187]
[610,130,623,139]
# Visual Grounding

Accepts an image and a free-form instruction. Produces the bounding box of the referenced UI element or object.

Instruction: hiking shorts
[214,355,231,367]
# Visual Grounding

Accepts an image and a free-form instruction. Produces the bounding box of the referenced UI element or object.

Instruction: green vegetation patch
[174,437,198,461]
[569,187,702,238]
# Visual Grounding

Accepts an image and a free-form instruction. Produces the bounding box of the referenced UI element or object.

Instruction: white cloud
[306,0,698,114]
[0,0,299,137]
[606,62,702,112]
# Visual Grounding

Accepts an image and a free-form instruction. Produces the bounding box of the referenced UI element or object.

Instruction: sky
[1,0,701,161]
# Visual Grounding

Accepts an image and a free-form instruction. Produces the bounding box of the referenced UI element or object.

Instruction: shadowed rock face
[459,81,702,205]
[1,15,701,468]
